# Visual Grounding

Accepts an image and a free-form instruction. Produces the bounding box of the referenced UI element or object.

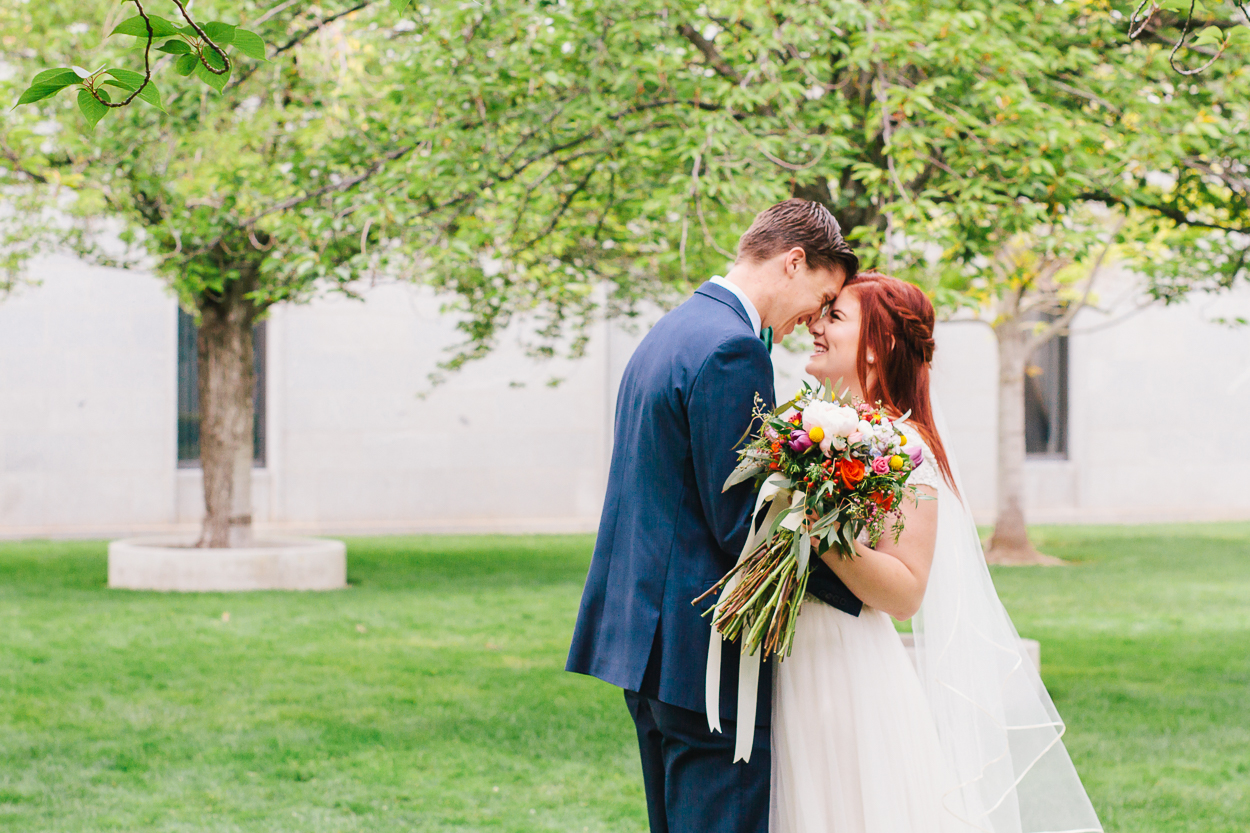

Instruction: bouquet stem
[697,533,813,661]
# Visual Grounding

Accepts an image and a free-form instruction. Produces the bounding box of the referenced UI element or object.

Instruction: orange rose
[836,457,866,490]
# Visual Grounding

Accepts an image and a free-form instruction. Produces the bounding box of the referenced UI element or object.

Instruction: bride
[771,271,1103,833]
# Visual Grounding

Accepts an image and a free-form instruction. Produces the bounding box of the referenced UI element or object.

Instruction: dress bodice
[897,422,940,491]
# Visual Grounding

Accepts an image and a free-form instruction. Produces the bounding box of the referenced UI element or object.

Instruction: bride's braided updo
[843,270,955,491]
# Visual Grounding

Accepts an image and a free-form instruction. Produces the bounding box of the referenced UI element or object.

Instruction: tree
[602,0,1247,562]
[8,0,1247,559]
[3,0,734,546]
[1,0,623,545]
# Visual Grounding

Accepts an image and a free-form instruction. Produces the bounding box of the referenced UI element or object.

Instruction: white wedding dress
[770,424,1103,833]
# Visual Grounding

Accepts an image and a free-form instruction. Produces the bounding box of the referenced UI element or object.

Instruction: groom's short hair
[736,198,859,277]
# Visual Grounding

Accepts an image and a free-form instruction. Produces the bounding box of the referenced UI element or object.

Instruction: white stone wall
[0,256,179,536]
[2,257,1248,538]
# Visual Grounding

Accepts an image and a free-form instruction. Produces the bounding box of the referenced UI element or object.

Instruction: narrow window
[177,309,267,467]
[1024,332,1068,458]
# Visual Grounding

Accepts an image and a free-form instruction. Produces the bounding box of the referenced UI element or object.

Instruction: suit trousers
[624,690,770,833]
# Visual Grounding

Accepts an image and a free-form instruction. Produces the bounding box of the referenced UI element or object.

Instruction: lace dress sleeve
[899,423,941,491]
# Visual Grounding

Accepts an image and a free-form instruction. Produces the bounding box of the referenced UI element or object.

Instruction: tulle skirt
[770,598,972,833]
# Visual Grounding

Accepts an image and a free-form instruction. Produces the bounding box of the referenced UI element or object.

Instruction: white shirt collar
[708,275,762,336]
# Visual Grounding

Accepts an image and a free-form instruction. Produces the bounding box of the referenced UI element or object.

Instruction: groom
[567,199,858,832]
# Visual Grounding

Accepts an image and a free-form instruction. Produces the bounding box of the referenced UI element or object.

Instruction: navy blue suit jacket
[566,282,775,723]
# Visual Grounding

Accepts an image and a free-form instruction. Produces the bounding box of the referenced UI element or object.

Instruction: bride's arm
[818,485,938,621]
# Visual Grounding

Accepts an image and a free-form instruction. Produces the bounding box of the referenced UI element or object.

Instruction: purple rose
[788,431,813,453]
[871,456,890,475]
[907,444,925,467]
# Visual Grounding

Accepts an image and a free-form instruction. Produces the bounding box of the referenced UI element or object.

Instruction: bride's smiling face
[806,289,863,393]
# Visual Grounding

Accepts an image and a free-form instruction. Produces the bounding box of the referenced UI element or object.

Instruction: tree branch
[230,1,378,89]
[1079,190,1250,234]
[677,24,743,84]
[1043,77,1121,114]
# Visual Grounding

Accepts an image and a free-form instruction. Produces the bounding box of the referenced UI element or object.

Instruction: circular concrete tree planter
[108,536,347,592]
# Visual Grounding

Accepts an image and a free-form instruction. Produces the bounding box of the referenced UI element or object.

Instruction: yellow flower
[808,425,825,443]
[899,434,907,446]
[889,455,905,471]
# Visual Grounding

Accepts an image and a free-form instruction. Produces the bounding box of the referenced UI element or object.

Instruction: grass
[0,525,1247,832]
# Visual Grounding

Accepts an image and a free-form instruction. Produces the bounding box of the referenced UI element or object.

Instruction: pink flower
[908,445,925,467]
[871,457,890,475]
[848,431,863,445]
[764,427,779,441]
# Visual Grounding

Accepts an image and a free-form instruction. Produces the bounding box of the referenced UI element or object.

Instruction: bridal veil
[915,396,1103,833]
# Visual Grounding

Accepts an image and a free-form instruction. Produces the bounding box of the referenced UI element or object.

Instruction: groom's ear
[783,246,809,276]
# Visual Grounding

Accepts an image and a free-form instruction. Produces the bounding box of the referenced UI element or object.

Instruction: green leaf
[174,54,198,77]
[76,88,109,130]
[156,39,192,55]
[391,0,414,11]
[202,22,236,45]
[29,68,80,88]
[1193,25,1224,47]
[15,82,75,106]
[231,29,268,61]
[111,14,179,39]
[202,45,228,72]
[105,69,164,111]
[104,68,146,89]
[195,59,230,93]
[723,461,766,491]
[134,81,164,111]
[1226,25,1250,44]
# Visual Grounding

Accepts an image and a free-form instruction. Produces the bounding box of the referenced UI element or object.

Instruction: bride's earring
[867,352,875,364]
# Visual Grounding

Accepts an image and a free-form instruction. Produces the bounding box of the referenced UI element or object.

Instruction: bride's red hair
[844,271,957,492]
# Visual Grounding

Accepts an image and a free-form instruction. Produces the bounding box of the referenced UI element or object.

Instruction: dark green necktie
[760,326,773,354]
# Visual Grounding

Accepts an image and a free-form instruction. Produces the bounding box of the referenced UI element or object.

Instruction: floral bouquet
[694,381,925,661]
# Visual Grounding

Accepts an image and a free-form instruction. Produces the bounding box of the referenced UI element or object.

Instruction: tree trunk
[196,301,256,548]
[986,324,1063,565]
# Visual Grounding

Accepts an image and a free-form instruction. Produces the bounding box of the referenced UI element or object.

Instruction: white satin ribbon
[705,473,806,763]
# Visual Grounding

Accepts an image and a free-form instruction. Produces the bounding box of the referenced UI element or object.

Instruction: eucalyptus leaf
[723,461,766,491]
[770,395,799,416]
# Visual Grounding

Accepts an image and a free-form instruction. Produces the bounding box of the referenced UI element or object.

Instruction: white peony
[802,401,860,439]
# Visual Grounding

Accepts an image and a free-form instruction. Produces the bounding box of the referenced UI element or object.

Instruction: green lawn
[0,526,1247,832]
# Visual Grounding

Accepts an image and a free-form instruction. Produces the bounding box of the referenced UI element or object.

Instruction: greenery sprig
[11,0,267,129]
[1129,0,1250,75]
